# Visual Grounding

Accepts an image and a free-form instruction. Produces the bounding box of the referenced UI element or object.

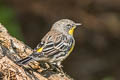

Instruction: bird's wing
[34,30,71,57]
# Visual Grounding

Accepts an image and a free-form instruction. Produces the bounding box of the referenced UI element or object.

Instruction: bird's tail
[17,57,33,65]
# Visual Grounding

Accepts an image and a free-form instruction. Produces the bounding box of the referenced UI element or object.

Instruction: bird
[17,19,82,69]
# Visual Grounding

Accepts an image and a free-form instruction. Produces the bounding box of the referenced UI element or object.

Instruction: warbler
[17,19,82,68]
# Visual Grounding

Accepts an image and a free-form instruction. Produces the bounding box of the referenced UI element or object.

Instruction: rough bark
[0,23,73,80]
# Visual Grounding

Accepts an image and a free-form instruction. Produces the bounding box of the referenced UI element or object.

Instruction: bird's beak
[75,23,82,26]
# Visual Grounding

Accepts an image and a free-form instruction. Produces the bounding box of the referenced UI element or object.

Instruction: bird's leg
[40,62,64,78]
[48,62,64,73]
[55,65,63,73]
[54,62,64,73]
[47,63,58,71]
[41,62,60,73]
[40,62,57,78]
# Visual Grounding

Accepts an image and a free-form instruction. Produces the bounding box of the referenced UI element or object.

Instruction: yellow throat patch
[69,26,76,35]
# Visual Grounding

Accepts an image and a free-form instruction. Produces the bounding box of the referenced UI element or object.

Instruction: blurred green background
[0,0,23,41]
[0,0,120,80]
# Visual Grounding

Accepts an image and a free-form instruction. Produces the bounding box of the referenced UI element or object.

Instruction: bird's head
[51,19,82,36]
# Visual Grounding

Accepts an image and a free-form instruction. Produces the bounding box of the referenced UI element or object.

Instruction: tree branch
[0,23,73,80]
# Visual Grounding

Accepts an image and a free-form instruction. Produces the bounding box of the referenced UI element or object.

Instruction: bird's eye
[66,24,72,29]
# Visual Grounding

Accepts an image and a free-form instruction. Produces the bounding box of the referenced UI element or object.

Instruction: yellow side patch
[37,47,43,52]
